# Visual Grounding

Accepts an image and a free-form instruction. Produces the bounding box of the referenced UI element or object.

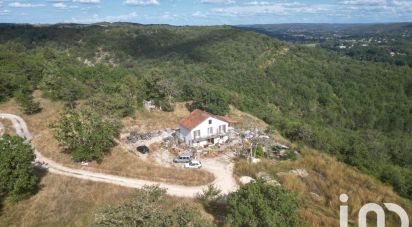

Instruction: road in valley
[0,113,238,197]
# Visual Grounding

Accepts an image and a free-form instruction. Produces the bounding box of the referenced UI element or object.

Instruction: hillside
[0,23,411,202]
[236,23,412,66]
[0,94,410,226]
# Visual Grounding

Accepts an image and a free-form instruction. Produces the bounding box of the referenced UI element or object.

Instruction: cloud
[192,10,210,17]
[66,12,139,23]
[392,0,412,7]
[200,0,235,4]
[53,3,67,8]
[244,1,270,6]
[73,0,100,4]
[212,2,328,16]
[0,9,11,15]
[52,2,79,9]
[9,2,45,8]
[341,0,386,6]
[124,0,159,5]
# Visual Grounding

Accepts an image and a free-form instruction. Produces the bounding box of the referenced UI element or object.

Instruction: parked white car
[184,160,202,169]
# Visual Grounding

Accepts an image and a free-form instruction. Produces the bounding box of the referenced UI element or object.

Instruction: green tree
[93,185,212,227]
[225,180,303,227]
[189,86,230,115]
[14,90,42,115]
[50,107,120,162]
[143,69,179,112]
[0,135,38,202]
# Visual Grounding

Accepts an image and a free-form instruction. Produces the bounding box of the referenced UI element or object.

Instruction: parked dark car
[137,145,150,154]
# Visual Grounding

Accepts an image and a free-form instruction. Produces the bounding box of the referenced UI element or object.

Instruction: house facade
[179,109,231,147]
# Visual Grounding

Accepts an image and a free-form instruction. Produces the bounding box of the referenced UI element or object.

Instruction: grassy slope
[0,173,135,227]
[0,172,211,227]
[235,150,412,226]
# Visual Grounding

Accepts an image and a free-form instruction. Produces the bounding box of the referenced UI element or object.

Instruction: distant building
[179,109,234,147]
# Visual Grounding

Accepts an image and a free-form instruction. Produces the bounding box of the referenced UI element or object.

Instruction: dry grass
[72,146,215,186]
[0,172,212,227]
[0,173,135,227]
[121,102,190,133]
[0,91,64,136]
[0,119,16,136]
[234,149,412,226]
[227,105,268,130]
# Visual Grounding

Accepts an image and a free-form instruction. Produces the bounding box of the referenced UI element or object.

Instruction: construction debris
[242,128,269,140]
[127,131,159,143]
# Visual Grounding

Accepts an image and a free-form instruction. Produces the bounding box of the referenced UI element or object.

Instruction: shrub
[225,180,303,227]
[93,185,212,227]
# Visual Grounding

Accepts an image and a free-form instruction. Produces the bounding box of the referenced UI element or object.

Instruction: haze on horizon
[0,0,411,25]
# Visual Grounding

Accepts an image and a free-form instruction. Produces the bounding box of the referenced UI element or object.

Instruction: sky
[0,0,411,25]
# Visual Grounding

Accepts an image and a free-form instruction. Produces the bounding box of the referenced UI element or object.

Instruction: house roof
[179,109,231,130]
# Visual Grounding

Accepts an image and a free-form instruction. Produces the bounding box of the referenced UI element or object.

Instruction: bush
[158,99,175,112]
[93,185,212,227]
[197,185,223,210]
[282,150,298,161]
[255,145,265,158]
[225,180,303,227]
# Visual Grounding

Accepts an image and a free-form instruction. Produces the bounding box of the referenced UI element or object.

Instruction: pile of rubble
[242,128,270,140]
[127,131,160,143]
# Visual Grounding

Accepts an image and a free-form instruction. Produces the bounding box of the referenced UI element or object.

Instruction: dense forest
[0,23,411,199]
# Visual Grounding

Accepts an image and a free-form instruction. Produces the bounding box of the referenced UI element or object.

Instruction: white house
[179,109,233,147]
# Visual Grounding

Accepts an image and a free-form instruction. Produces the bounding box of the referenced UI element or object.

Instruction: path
[0,113,238,197]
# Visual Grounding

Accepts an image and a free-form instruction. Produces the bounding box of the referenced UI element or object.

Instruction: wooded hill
[0,23,411,199]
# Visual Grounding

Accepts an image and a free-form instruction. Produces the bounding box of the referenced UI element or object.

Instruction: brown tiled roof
[215,115,237,124]
[179,109,231,130]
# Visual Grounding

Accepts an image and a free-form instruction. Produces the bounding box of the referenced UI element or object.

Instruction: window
[193,130,200,139]
[208,127,213,135]
[209,119,212,124]
[219,125,226,133]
